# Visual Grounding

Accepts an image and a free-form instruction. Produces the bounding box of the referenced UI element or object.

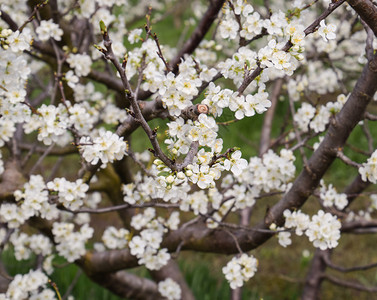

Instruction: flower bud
[166,175,174,184]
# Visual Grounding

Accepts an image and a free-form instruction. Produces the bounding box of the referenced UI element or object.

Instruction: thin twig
[361,121,374,154]
[324,255,377,273]
[29,143,56,175]
[64,202,179,214]
[324,274,377,292]
[62,269,82,300]
[336,150,362,168]
[223,228,243,254]
[99,24,176,171]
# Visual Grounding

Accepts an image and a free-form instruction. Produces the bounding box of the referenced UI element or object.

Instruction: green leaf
[157,171,170,177]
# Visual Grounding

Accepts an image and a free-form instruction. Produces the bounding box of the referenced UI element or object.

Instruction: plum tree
[0,0,377,299]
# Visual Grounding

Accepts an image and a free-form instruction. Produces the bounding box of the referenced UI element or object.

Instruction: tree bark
[301,250,328,300]
[346,0,377,37]
[150,259,196,300]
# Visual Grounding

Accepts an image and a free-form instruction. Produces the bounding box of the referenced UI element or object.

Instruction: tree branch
[347,0,377,37]
[324,273,377,292]
[87,270,164,300]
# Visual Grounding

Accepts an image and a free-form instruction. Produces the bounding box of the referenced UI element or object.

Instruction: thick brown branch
[347,0,377,37]
[88,270,163,300]
[150,260,196,300]
[341,219,377,232]
[301,249,328,300]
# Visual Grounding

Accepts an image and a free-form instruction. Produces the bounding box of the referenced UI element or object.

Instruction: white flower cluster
[159,58,212,116]
[218,47,260,87]
[125,39,169,92]
[319,180,348,210]
[284,209,341,250]
[128,208,174,270]
[158,278,182,300]
[65,70,79,88]
[52,222,93,262]
[0,269,52,300]
[318,20,337,42]
[128,28,143,44]
[283,209,310,236]
[24,104,70,146]
[47,178,89,211]
[122,173,154,205]
[79,128,128,166]
[294,95,345,133]
[101,103,128,125]
[23,100,100,146]
[219,1,262,41]
[125,156,248,220]
[156,148,247,191]
[166,114,221,156]
[73,82,104,102]
[205,185,257,229]
[4,28,32,52]
[305,210,341,250]
[359,150,377,184]
[36,19,63,41]
[222,253,258,289]
[0,31,31,146]
[223,150,249,176]
[293,102,315,131]
[277,230,292,248]
[102,226,130,249]
[1,175,58,228]
[258,38,301,76]
[162,113,248,190]
[10,231,53,261]
[218,2,305,82]
[224,183,257,210]
[68,103,99,134]
[308,62,342,95]
[202,82,271,120]
[67,53,92,77]
[180,190,210,215]
[239,149,296,193]
[194,40,220,65]
[122,168,190,206]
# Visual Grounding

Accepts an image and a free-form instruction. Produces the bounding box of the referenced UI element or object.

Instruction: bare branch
[324,255,377,273]
[365,112,377,121]
[259,78,284,155]
[325,273,377,292]
[336,150,362,168]
[65,202,179,214]
[150,260,196,300]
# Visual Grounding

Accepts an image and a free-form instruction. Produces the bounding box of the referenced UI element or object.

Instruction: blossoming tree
[0,0,377,299]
